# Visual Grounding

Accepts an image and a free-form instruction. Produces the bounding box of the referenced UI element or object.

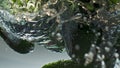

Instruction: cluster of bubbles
[62,0,120,68]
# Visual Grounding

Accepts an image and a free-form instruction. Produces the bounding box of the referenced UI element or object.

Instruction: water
[0,0,120,68]
[0,37,70,68]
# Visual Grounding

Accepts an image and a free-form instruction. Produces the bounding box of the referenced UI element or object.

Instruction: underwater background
[0,37,70,68]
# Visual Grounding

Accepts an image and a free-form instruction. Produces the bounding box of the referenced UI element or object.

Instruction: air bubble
[75,44,80,50]
[107,41,113,47]
[71,54,76,58]
[104,47,110,52]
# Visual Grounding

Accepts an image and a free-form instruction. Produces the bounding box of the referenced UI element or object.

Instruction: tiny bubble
[75,44,80,50]
[71,54,76,58]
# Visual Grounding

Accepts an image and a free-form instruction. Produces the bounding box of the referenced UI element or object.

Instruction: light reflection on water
[0,37,70,68]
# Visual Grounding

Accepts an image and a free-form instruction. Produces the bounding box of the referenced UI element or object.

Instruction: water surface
[0,37,70,68]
